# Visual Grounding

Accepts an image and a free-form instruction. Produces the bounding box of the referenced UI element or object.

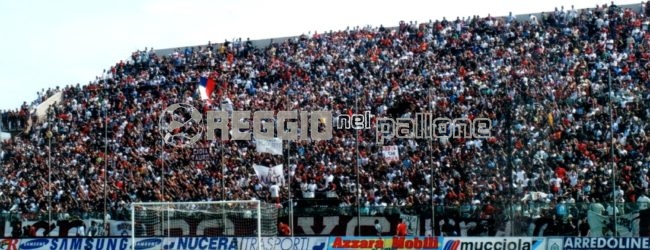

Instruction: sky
[0,0,642,111]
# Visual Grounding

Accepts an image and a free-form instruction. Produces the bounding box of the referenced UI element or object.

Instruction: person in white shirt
[637,192,650,210]
[269,182,280,204]
[374,219,382,237]
[77,223,86,237]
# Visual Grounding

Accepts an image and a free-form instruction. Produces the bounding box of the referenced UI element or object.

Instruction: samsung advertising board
[441,237,546,250]
[562,237,650,250]
[12,237,164,250]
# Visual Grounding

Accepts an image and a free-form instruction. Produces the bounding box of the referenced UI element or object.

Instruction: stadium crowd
[1,87,59,132]
[0,1,649,236]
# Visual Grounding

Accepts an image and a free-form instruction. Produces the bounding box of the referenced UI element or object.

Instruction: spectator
[396,219,407,236]
[278,222,291,236]
[87,221,99,237]
[374,219,382,237]
[270,182,280,204]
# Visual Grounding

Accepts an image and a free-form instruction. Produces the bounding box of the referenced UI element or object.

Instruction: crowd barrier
[3,236,650,250]
[5,202,648,237]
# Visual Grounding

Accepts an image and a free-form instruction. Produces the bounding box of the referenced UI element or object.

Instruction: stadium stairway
[26,91,63,133]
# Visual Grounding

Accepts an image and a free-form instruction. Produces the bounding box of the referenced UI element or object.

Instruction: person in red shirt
[396,219,407,236]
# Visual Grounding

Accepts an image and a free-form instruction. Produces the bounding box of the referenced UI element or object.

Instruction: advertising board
[546,238,563,250]
[5,237,163,250]
[238,236,329,250]
[441,237,546,250]
[0,237,330,250]
[561,237,650,250]
[328,236,441,250]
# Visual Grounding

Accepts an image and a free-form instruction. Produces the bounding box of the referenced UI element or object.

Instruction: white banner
[255,138,283,155]
[587,209,639,237]
[400,214,419,236]
[382,146,399,163]
[253,164,285,186]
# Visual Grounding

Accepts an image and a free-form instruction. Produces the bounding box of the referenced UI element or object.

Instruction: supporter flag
[255,138,283,155]
[253,164,285,186]
[400,213,419,236]
[221,97,233,113]
[587,206,640,237]
[382,146,399,164]
[198,76,216,100]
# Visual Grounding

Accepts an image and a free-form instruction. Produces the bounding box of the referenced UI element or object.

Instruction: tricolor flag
[198,76,216,100]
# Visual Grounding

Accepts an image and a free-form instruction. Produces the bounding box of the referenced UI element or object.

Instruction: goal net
[131,200,278,249]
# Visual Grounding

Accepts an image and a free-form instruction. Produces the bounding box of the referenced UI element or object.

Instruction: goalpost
[131,200,278,250]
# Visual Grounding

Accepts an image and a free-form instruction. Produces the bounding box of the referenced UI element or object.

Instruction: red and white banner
[382,146,399,163]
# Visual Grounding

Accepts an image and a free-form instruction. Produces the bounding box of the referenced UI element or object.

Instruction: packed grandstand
[1,1,649,238]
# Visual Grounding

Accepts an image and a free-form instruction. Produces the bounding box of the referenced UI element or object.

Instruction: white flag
[382,146,399,164]
[400,214,419,236]
[253,164,285,186]
[255,138,283,155]
[588,209,639,237]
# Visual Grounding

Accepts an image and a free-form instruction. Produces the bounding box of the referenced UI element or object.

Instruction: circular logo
[159,103,203,148]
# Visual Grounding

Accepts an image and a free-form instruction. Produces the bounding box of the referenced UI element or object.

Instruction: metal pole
[159,140,164,203]
[221,140,225,200]
[428,89,435,236]
[221,139,226,234]
[47,111,52,229]
[104,100,108,233]
[609,69,617,236]
[287,140,294,238]
[355,86,361,236]
[160,138,166,237]
[505,83,514,236]
[159,102,168,237]
[286,95,294,237]
[48,136,51,226]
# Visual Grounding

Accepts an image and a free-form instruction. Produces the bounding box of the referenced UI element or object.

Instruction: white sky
[0,0,641,110]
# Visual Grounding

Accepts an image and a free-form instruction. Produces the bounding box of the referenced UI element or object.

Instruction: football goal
[130,200,279,250]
